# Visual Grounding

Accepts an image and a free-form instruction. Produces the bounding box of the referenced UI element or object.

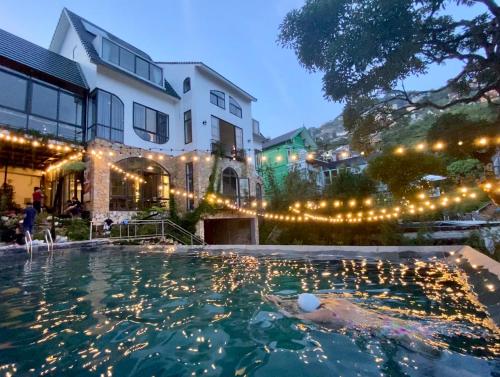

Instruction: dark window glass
[59,92,83,126]
[58,123,82,142]
[28,116,57,135]
[210,90,225,109]
[185,162,194,210]
[111,95,124,131]
[229,96,242,118]
[0,70,27,111]
[133,102,168,144]
[150,65,162,85]
[102,39,119,65]
[119,48,135,71]
[97,91,111,127]
[222,167,239,205]
[135,57,149,79]
[0,108,26,130]
[31,83,57,120]
[133,103,145,129]
[184,110,192,144]
[183,77,191,93]
[256,183,263,200]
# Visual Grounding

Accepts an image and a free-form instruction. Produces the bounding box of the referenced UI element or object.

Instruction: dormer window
[210,90,225,109]
[101,38,163,86]
[183,77,191,93]
[229,96,242,118]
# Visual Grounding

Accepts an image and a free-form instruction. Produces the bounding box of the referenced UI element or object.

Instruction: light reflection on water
[0,249,498,377]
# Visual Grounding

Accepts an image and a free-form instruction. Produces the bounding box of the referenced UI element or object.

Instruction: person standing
[23,202,37,235]
[32,187,43,213]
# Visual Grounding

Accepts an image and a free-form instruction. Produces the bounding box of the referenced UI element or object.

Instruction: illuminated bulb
[457,140,463,146]
[477,137,488,146]
[193,156,199,161]
[32,141,40,147]
[433,142,444,150]
[418,193,426,200]
[348,199,356,207]
[395,147,405,154]
[180,156,186,161]
[246,156,252,162]
[364,198,372,206]
[291,154,297,161]
[307,153,314,160]
[416,143,425,151]
[276,155,282,162]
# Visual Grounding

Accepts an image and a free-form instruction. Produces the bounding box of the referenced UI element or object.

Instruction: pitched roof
[0,27,87,89]
[262,127,305,149]
[63,9,179,99]
[159,61,256,102]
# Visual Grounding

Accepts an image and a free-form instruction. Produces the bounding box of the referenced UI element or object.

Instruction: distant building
[259,127,323,195]
[318,155,369,186]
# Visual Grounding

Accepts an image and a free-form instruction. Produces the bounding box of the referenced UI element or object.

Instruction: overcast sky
[0,0,486,138]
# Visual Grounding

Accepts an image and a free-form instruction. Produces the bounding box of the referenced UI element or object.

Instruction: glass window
[185,162,194,211]
[222,168,239,205]
[235,126,243,149]
[256,183,263,200]
[183,77,191,93]
[239,178,250,205]
[97,91,111,127]
[210,90,225,109]
[135,57,149,79]
[28,116,57,135]
[0,70,27,111]
[119,48,135,71]
[31,83,58,120]
[102,38,119,65]
[184,110,192,144]
[150,65,162,85]
[111,95,124,131]
[133,103,145,129]
[229,96,242,118]
[211,116,220,141]
[87,89,124,143]
[0,108,26,130]
[133,102,168,144]
[59,92,83,126]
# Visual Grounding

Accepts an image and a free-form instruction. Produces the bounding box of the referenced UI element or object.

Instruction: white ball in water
[298,293,320,312]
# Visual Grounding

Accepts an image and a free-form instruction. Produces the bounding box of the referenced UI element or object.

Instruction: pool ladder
[25,229,54,255]
[44,229,54,252]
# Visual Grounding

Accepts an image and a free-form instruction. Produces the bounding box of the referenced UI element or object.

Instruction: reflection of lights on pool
[321,272,331,277]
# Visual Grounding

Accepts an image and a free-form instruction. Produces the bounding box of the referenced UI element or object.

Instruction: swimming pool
[0,247,498,376]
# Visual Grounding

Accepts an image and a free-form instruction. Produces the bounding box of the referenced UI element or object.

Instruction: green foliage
[278,0,500,148]
[266,168,318,210]
[324,169,377,200]
[426,113,499,162]
[0,183,17,212]
[366,150,445,199]
[64,218,90,241]
[61,161,86,174]
[446,159,484,184]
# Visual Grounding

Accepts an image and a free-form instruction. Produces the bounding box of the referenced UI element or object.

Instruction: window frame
[0,67,85,142]
[101,37,164,87]
[184,110,192,144]
[185,162,194,211]
[87,88,124,143]
[229,96,242,118]
[183,77,191,93]
[132,101,169,144]
[210,90,225,109]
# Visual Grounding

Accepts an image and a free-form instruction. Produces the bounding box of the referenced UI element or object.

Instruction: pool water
[0,248,498,377]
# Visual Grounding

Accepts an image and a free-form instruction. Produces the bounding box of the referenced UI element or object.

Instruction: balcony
[211,141,246,162]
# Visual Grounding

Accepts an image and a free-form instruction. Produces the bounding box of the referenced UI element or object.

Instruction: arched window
[255,182,263,201]
[222,167,239,204]
[110,157,170,211]
[229,96,242,118]
[210,90,225,109]
[183,77,191,93]
[88,89,124,143]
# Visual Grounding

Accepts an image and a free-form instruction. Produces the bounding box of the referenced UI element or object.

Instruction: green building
[258,127,320,196]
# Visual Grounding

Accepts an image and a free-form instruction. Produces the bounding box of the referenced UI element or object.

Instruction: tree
[266,168,319,210]
[324,169,377,200]
[278,0,500,149]
[426,113,499,162]
[446,158,484,183]
[366,151,445,199]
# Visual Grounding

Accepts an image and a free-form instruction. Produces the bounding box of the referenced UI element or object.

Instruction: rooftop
[0,27,88,90]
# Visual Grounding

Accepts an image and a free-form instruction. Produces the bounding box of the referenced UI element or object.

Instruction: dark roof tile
[0,27,87,89]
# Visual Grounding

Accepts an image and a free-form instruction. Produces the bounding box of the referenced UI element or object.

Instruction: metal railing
[89,219,206,245]
[44,229,54,252]
[25,231,33,254]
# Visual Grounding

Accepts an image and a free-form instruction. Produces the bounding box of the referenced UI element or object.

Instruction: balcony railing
[211,142,246,161]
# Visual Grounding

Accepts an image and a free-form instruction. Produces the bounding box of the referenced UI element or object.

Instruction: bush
[63,218,90,241]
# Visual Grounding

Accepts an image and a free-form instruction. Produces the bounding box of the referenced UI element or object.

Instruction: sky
[0,1,487,138]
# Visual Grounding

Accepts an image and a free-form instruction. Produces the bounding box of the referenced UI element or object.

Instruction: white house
[0,8,263,244]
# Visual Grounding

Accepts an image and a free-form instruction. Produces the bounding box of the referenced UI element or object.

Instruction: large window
[183,77,191,93]
[101,38,163,86]
[210,115,244,159]
[222,167,239,205]
[185,162,194,211]
[229,96,242,118]
[184,110,192,144]
[256,183,263,201]
[88,89,124,143]
[0,68,84,141]
[110,157,170,211]
[210,90,225,109]
[133,102,169,144]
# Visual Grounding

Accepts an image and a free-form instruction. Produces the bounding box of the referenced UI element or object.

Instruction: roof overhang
[195,63,257,102]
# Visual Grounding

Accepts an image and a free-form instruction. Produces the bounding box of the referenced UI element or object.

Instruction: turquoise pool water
[0,248,498,377]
